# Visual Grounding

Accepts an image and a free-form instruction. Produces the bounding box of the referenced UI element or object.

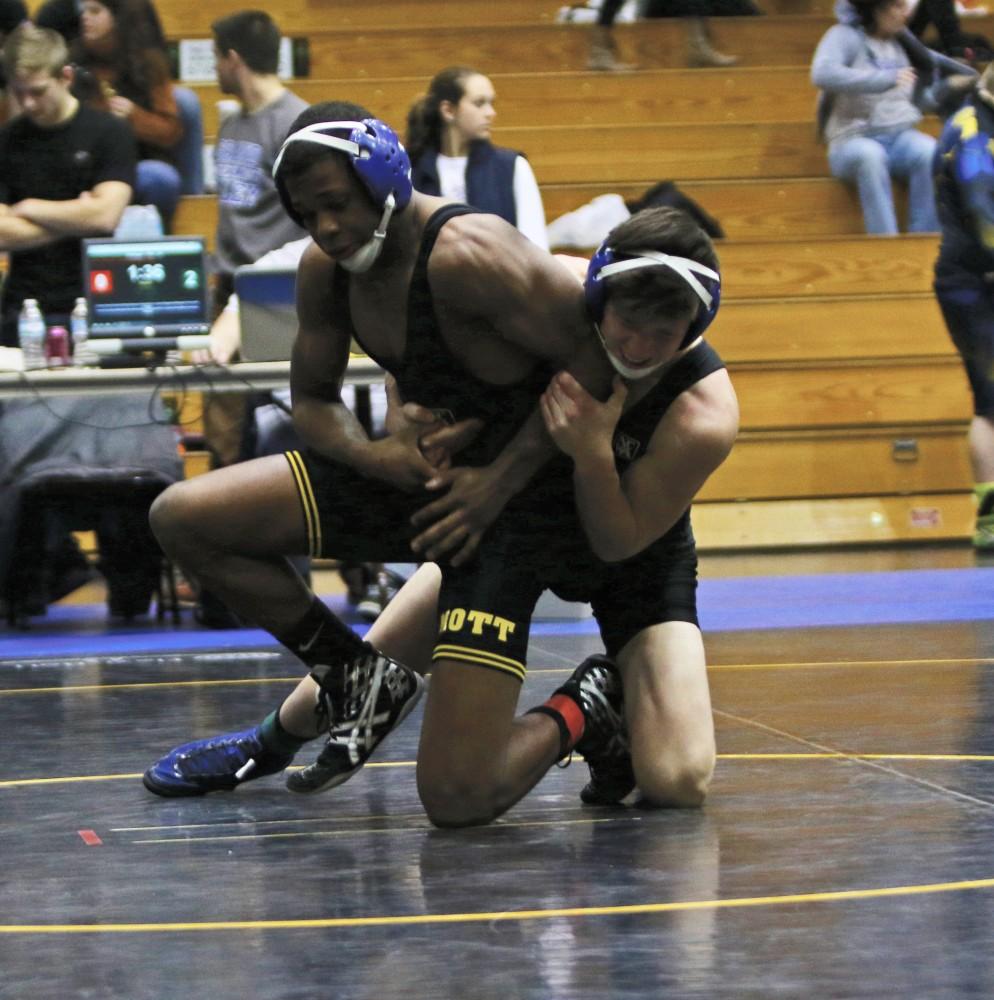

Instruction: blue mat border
[1,568,992,660]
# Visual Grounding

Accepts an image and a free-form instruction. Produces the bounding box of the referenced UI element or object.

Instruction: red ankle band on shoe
[544,693,586,751]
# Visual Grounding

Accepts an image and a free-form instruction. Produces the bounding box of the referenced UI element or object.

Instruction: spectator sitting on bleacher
[0,23,175,621]
[0,0,26,119]
[210,9,307,313]
[0,22,134,347]
[406,66,549,250]
[35,0,205,196]
[812,0,974,235]
[70,0,183,231]
[198,10,307,463]
[836,0,992,62]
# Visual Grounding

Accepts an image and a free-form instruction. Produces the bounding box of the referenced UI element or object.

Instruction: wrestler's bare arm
[548,368,739,562]
[290,243,442,491]
[409,219,611,563]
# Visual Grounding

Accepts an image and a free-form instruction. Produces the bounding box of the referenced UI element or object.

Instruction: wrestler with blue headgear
[142,99,625,820]
[582,211,721,380]
[292,204,739,809]
[273,112,412,274]
[143,127,738,822]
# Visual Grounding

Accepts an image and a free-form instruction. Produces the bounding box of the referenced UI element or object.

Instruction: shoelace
[177,735,254,781]
[311,662,339,734]
[344,654,387,766]
[583,670,624,732]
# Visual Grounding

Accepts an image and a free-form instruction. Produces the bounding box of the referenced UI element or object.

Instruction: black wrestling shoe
[298,646,423,792]
[553,654,625,759]
[580,742,636,806]
[287,736,370,795]
[553,654,636,805]
[355,568,407,622]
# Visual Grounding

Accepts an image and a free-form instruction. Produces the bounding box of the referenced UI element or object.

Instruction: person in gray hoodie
[811,0,974,234]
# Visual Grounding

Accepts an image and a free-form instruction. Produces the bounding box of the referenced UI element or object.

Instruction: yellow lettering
[467,610,493,635]
[494,617,515,643]
[440,608,516,642]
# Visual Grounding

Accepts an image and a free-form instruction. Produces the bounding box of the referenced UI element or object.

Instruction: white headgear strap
[338,193,396,273]
[594,324,672,381]
[272,121,365,179]
[272,120,397,274]
[598,250,718,310]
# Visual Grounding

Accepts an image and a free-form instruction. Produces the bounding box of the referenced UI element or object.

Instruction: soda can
[45,325,71,367]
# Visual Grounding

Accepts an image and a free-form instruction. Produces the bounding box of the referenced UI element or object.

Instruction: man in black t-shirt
[0,23,134,346]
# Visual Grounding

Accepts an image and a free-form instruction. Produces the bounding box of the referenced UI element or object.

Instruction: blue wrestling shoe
[142,725,295,797]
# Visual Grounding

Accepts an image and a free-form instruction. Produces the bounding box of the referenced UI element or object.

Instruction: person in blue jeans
[71,0,183,229]
[812,0,969,234]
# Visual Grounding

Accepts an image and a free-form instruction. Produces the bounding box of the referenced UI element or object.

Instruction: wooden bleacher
[204,119,910,185]
[177,178,893,243]
[155,0,835,35]
[164,2,975,549]
[164,16,994,77]
[192,67,824,136]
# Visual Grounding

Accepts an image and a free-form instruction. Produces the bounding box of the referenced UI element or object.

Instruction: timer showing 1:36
[127,262,166,284]
[126,264,201,289]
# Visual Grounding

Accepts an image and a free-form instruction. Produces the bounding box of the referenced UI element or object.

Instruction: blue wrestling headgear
[274,118,412,215]
[584,242,721,349]
[273,118,413,272]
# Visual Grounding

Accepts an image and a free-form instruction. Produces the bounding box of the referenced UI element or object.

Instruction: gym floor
[2,545,994,999]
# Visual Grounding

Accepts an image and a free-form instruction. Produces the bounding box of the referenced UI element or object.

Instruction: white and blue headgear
[273,118,413,273]
[585,241,721,362]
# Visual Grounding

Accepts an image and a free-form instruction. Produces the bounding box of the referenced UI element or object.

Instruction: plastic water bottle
[18,298,46,371]
[70,297,94,366]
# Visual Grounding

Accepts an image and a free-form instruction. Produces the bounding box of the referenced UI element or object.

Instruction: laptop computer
[82,236,210,340]
[235,266,298,362]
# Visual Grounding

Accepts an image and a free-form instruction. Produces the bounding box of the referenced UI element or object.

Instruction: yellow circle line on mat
[1,876,993,934]
[0,656,991,696]
[0,678,300,695]
[3,753,993,789]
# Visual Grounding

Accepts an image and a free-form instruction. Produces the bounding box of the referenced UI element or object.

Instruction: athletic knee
[417,769,509,828]
[149,481,203,552]
[636,747,714,808]
[419,783,501,828]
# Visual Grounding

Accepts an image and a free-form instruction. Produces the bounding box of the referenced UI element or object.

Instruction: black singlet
[332,203,553,468]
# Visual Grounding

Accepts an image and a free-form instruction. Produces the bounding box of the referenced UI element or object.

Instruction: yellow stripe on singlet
[432,644,527,683]
[285,450,321,557]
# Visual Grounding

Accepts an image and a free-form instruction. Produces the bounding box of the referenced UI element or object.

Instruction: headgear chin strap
[584,244,721,349]
[338,192,396,273]
[593,324,672,381]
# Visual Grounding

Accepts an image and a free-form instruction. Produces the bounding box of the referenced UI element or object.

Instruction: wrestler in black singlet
[435,339,727,675]
[335,203,552,468]
[285,203,555,564]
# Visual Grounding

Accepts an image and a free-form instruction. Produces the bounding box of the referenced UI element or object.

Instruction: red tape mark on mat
[78,829,103,846]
